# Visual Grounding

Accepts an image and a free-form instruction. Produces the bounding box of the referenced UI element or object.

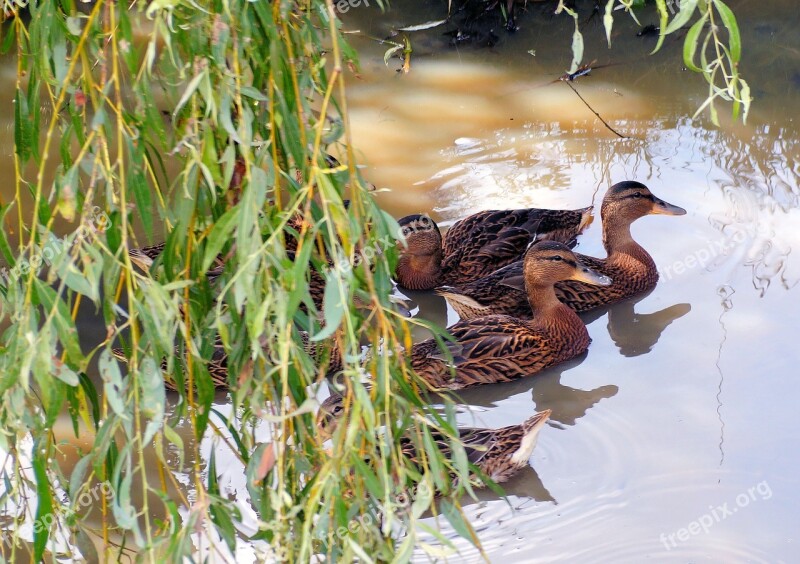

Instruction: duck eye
[633,192,643,198]
[550,255,563,261]
[333,405,343,415]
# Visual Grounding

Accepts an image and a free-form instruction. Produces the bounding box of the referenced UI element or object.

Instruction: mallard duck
[408,241,610,390]
[318,393,552,485]
[436,182,686,319]
[111,333,342,391]
[126,199,355,310]
[394,205,592,291]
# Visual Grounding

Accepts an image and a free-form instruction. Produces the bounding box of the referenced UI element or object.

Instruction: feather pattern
[112,332,342,391]
[410,241,608,390]
[437,182,686,319]
[317,393,551,486]
[411,314,589,389]
[395,207,592,290]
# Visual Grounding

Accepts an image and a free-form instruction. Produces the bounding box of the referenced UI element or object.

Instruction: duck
[408,241,610,390]
[436,181,686,319]
[318,393,552,485]
[125,202,348,310]
[111,332,342,391]
[394,205,593,291]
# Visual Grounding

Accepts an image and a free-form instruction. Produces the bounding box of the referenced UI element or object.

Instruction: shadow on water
[454,353,618,428]
[580,291,692,358]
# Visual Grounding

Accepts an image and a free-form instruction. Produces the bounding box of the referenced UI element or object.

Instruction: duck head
[601,181,686,253]
[394,214,444,290]
[317,393,346,440]
[523,241,612,289]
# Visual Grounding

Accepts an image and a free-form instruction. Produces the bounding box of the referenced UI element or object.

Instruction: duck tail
[577,206,594,233]
[128,248,154,271]
[435,286,490,320]
[110,347,129,364]
[509,409,552,465]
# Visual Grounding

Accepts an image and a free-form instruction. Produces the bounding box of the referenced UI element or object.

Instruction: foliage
[556,0,750,124]
[0,0,480,561]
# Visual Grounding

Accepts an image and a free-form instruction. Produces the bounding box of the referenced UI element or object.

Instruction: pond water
[338,0,799,561]
[3,0,799,561]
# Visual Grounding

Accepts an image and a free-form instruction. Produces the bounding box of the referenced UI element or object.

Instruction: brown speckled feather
[410,313,589,390]
[398,411,550,483]
[112,333,342,391]
[437,182,686,319]
[440,207,591,283]
[438,248,658,319]
[555,250,657,312]
[318,394,551,486]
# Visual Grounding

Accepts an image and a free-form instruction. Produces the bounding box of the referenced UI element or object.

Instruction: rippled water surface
[3,0,800,561]
[338,0,799,560]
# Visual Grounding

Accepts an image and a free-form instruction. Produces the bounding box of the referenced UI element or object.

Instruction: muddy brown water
[2,0,799,561]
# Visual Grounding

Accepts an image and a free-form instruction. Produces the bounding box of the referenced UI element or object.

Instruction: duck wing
[412,316,555,389]
[440,207,592,282]
[441,210,543,281]
[436,260,530,320]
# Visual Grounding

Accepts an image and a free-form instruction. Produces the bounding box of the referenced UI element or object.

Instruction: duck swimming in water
[408,241,610,390]
[436,181,686,319]
[318,393,552,485]
[394,205,593,291]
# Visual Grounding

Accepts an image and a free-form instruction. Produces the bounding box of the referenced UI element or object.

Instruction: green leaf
[603,0,615,48]
[98,349,130,421]
[652,0,669,53]
[32,439,53,562]
[53,359,80,386]
[14,88,33,164]
[311,270,347,341]
[411,480,433,519]
[202,206,239,272]
[129,141,154,238]
[392,535,415,564]
[740,78,752,123]
[683,15,708,72]
[440,499,479,547]
[173,70,206,118]
[569,23,584,74]
[32,279,83,365]
[163,424,185,470]
[714,0,741,63]
[352,457,385,499]
[68,455,94,501]
[0,204,15,265]
[663,0,698,35]
[140,357,166,444]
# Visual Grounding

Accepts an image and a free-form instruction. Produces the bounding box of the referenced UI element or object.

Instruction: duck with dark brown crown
[437,181,686,319]
[409,241,610,390]
[393,205,593,291]
[318,393,552,485]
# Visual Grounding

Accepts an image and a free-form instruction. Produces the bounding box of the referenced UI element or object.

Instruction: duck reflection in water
[580,290,691,358]
[454,353,617,427]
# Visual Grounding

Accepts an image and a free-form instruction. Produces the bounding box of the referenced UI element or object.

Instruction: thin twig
[564,80,635,140]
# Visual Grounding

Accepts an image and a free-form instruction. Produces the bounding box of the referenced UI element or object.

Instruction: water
[4,0,800,561]
[338,0,799,560]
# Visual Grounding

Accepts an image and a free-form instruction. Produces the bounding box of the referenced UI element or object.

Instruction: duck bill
[651,197,687,216]
[570,262,612,286]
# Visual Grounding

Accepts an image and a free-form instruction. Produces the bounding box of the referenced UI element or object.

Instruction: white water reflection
[341,0,800,560]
